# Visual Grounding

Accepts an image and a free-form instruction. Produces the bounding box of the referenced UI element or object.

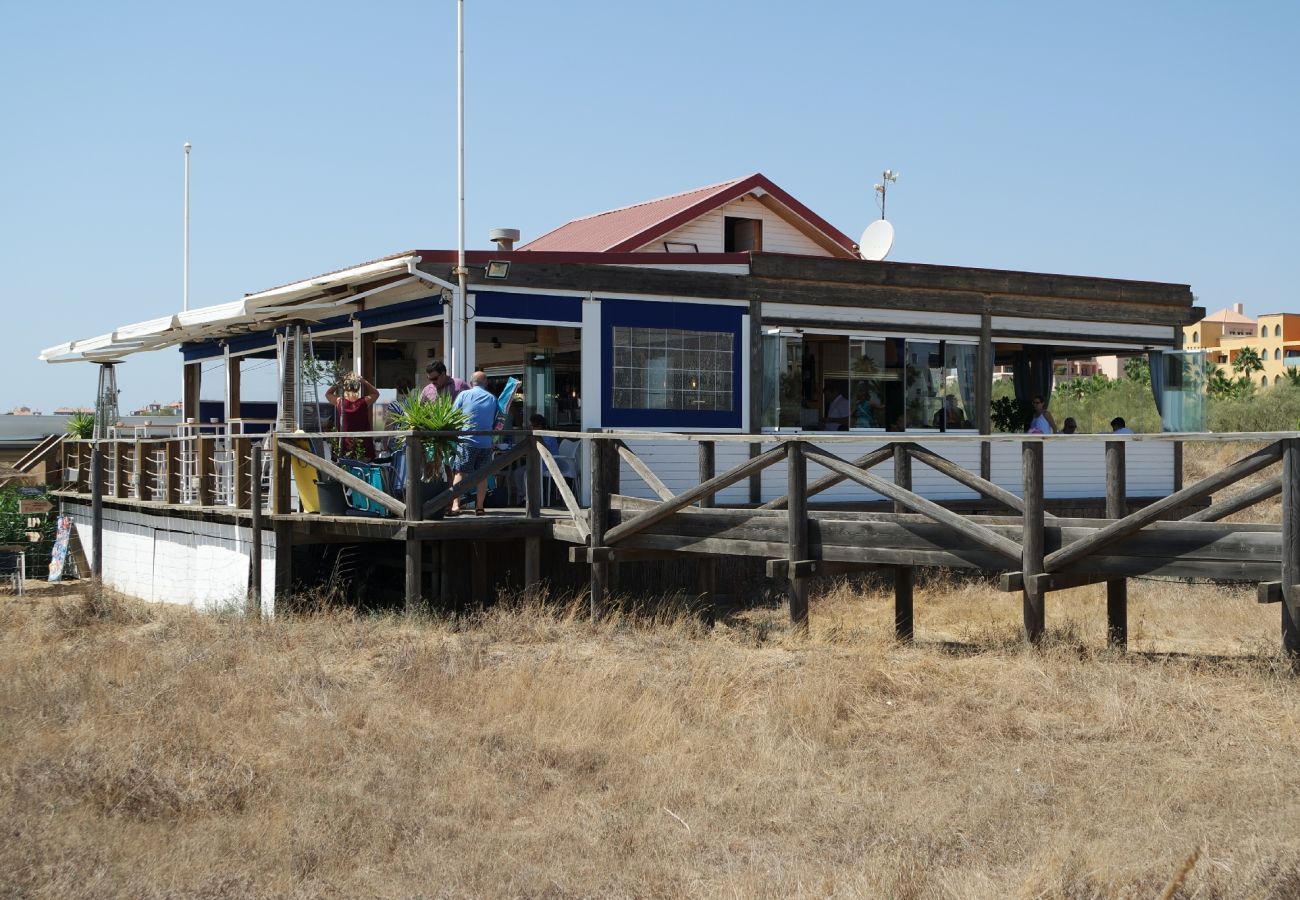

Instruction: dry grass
[3,576,1299,899]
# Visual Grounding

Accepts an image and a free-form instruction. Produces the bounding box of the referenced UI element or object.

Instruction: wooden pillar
[273,521,293,601]
[1282,439,1300,661]
[1172,440,1184,493]
[1021,441,1046,643]
[748,300,763,505]
[439,541,452,607]
[698,440,717,603]
[90,445,103,580]
[233,437,251,509]
[524,435,543,593]
[1105,440,1128,649]
[269,436,291,516]
[589,436,611,620]
[893,442,914,642]
[225,351,241,424]
[134,438,146,500]
[165,439,181,505]
[248,443,263,618]
[197,435,215,506]
[182,362,201,423]
[111,442,127,499]
[978,311,994,481]
[472,543,488,606]
[404,437,423,615]
[786,441,809,627]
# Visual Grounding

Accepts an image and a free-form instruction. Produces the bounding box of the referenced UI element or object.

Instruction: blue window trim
[474,290,582,324]
[600,298,744,429]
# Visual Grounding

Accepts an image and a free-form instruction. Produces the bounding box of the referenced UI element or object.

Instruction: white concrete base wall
[64,502,276,616]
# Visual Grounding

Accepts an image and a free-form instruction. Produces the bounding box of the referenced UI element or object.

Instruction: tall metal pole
[183,142,191,312]
[453,0,469,381]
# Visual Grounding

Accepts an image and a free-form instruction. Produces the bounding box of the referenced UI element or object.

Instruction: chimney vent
[1234,302,1245,315]
[489,227,520,252]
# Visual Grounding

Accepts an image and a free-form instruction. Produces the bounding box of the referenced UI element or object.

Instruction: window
[1277,325,1284,337]
[1261,326,1267,337]
[1192,331,1198,344]
[612,327,733,412]
[1276,348,1282,360]
[724,217,763,252]
[1262,376,1269,387]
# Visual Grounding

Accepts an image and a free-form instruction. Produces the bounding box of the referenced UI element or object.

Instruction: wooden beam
[536,440,589,541]
[760,445,894,510]
[787,442,810,627]
[802,445,1022,562]
[404,438,422,615]
[908,443,1054,518]
[589,437,612,620]
[893,444,914,643]
[1106,440,1127,649]
[278,439,406,517]
[602,444,788,546]
[1283,439,1300,660]
[421,442,529,518]
[1022,442,1046,643]
[1045,441,1282,573]
[1185,476,1282,523]
[1258,582,1282,604]
[616,440,674,501]
[248,443,263,618]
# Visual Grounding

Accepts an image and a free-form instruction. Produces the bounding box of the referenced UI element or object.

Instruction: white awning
[39,253,430,364]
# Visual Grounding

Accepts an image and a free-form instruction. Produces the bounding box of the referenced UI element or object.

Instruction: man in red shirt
[420,360,469,403]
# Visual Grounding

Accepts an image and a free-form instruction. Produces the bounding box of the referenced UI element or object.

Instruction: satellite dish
[859,219,895,261]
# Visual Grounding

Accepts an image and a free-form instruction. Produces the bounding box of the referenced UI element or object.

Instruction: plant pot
[315,479,348,516]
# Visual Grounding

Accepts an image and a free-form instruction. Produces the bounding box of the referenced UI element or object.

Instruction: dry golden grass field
[3,441,1300,898]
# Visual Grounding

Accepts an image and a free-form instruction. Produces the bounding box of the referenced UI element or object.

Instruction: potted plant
[65,411,95,440]
[385,393,468,519]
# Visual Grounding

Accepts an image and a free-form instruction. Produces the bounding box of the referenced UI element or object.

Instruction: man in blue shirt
[451,370,499,515]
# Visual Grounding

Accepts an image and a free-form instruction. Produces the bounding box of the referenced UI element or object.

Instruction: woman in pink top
[326,373,380,459]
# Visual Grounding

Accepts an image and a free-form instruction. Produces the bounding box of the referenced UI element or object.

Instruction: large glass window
[762,333,979,431]
[612,326,734,412]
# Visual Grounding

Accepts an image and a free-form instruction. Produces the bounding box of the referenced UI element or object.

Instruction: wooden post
[134,438,146,500]
[439,541,452,609]
[698,440,717,605]
[1105,440,1127,649]
[165,439,181,505]
[269,436,291,516]
[111,442,126,499]
[524,435,542,593]
[787,441,809,627]
[1282,439,1300,661]
[893,443,914,642]
[182,363,201,423]
[226,354,242,423]
[1172,439,1184,493]
[748,299,763,505]
[404,437,423,615]
[90,445,103,581]
[233,437,250,509]
[197,435,215,506]
[1021,441,1046,643]
[248,443,263,618]
[589,436,610,620]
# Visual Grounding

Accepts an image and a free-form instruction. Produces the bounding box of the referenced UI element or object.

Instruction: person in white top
[1110,417,1135,434]
[1027,395,1056,435]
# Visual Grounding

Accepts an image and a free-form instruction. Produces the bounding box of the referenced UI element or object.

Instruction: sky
[2,0,1297,413]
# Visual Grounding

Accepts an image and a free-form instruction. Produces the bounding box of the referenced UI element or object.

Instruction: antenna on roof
[860,169,898,261]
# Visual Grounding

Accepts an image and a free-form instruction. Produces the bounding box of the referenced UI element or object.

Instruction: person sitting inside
[450,370,498,516]
[1061,417,1079,434]
[825,392,850,430]
[1027,395,1056,434]
[932,395,967,429]
[1110,417,1135,434]
[325,373,380,459]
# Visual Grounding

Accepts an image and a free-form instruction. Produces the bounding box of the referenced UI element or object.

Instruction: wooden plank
[698,440,717,602]
[134,438,146,500]
[1000,570,1116,594]
[787,442,809,626]
[248,443,263,618]
[197,435,215,507]
[1283,439,1300,659]
[90,446,103,580]
[536,440,589,541]
[761,445,893,510]
[279,438,407,517]
[1258,582,1282,605]
[602,444,788,546]
[616,440,675,501]
[233,437,251,509]
[1185,476,1281,523]
[111,442,127,500]
[404,438,422,615]
[893,444,914,642]
[1105,440,1127,649]
[165,439,181,505]
[589,437,612,620]
[803,446,1022,563]
[1022,442,1045,643]
[907,443,1055,518]
[1045,441,1282,573]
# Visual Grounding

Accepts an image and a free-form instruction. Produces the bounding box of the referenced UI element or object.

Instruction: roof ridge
[566,175,749,224]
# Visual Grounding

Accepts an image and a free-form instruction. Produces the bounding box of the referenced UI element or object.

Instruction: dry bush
[3,576,1299,899]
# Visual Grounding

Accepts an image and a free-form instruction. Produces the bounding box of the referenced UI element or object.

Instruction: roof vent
[489,227,520,252]
[1233,302,1245,315]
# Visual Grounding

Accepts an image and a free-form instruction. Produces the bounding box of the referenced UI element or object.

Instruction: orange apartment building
[1184,303,1300,386]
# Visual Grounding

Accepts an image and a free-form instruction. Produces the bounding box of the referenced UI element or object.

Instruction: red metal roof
[519,173,857,257]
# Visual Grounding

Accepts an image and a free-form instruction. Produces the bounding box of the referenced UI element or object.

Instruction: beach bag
[337,459,395,517]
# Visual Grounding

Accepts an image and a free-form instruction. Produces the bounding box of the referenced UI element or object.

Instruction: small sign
[17,486,44,498]
[19,499,53,515]
[27,531,42,543]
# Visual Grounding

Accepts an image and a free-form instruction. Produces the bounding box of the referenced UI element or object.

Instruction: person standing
[420,360,469,403]
[1027,395,1057,435]
[325,373,380,459]
[450,371,498,516]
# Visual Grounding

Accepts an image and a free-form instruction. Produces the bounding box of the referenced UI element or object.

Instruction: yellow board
[287,438,321,513]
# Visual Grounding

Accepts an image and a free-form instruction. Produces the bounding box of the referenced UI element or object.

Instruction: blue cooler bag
[338,459,395,517]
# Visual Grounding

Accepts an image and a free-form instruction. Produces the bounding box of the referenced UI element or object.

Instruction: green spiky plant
[65,411,95,439]
[385,393,469,471]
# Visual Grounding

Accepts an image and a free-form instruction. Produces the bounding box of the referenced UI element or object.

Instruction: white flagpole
[183,142,192,312]
[454,0,468,381]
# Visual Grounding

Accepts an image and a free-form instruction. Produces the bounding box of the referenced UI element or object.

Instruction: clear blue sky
[3,0,1297,412]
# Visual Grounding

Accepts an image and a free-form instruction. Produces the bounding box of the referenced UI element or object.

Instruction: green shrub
[1207,383,1300,432]
[65,412,95,439]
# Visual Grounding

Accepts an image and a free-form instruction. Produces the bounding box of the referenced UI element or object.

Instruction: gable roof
[519,173,858,257]
[1202,306,1255,325]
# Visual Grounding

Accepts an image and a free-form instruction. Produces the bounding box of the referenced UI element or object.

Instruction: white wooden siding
[641,196,833,256]
[615,438,1174,503]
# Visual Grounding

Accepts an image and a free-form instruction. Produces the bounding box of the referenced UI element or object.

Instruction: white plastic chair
[544,438,580,504]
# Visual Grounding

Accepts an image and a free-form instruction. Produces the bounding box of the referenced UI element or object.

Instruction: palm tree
[1232,346,1264,377]
[1283,366,1300,387]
